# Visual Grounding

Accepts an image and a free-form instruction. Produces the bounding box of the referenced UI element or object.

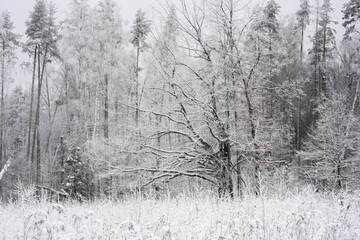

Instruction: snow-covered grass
[1,188,360,239]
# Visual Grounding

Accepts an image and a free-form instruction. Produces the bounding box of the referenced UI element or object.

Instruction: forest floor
[1,188,360,239]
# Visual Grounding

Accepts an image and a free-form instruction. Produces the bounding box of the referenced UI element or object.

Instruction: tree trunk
[314,0,320,101]
[254,163,260,195]
[336,163,342,189]
[59,136,65,187]
[135,47,140,128]
[27,46,37,164]
[31,50,42,180]
[104,74,109,139]
[244,49,261,195]
[218,141,234,198]
[296,23,305,171]
[236,151,243,197]
[114,98,118,133]
[320,16,327,103]
[0,40,5,197]
[93,76,100,138]
[33,48,48,188]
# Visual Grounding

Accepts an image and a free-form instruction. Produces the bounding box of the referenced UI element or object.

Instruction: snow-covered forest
[0,0,360,238]
[0,0,359,200]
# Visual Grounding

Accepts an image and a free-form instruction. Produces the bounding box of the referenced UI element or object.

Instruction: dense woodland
[0,0,359,201]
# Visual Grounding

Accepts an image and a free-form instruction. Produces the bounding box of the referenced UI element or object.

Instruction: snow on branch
[111,166,217,185]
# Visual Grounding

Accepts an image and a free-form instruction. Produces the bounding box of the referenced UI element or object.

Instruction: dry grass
[1,188,360,239]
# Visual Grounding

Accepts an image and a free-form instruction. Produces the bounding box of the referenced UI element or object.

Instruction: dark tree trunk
[254,164,260,196]
[32,48,48,188]
[27,46,37,164]
[218,141,234,198]
[31,50,42,180]
[337,163,342,189]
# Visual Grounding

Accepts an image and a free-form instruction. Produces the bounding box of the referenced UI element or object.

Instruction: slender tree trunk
[59,136,65,186]
[45,73,51,155]
[320,18,327,103]
[254,164,260,195]
[0,40,5,197]
[269,32,273,119]
[93,77,100,138]
[114,97,118,133]
[315,0,320,101]
[296,24,305,170]
[244,47,261,195]
[77,58,82,134]
[45,105,58,155]
[135,47,140,128]
[104,74,109,139]
[236,151,242,197]
[31,50,42,179]
[33,48,48,187]
[27,46,37,163]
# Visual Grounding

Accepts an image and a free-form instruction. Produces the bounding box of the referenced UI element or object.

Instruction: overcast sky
[0,0,346,87]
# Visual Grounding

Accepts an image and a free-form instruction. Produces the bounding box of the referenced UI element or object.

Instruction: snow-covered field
[1,189,360,239]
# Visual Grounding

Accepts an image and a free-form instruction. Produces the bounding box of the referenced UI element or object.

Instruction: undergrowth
[0,187,359,239]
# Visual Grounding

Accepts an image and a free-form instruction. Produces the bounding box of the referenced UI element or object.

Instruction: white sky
[0,0,346,87]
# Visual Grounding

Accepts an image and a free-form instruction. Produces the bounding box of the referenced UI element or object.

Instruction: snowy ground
[1,189,360,239]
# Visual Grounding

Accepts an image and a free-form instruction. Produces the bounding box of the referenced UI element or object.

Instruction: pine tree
[254,0,282,121]
[25,0,48,177]
[62,146,94,201]
[130,9,151,127]
[25,0,59,188]
[309,0,336,102]
[295,0,310,169]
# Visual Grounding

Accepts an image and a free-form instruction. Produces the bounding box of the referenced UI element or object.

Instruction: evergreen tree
[62,146,94,201]
[343,0,360,40]
[130,9,151,127]
[295,0,310,169]
[25,0,60,188]
[309,0,336,102]
[296,0,310,61]
[255,0,282,120]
